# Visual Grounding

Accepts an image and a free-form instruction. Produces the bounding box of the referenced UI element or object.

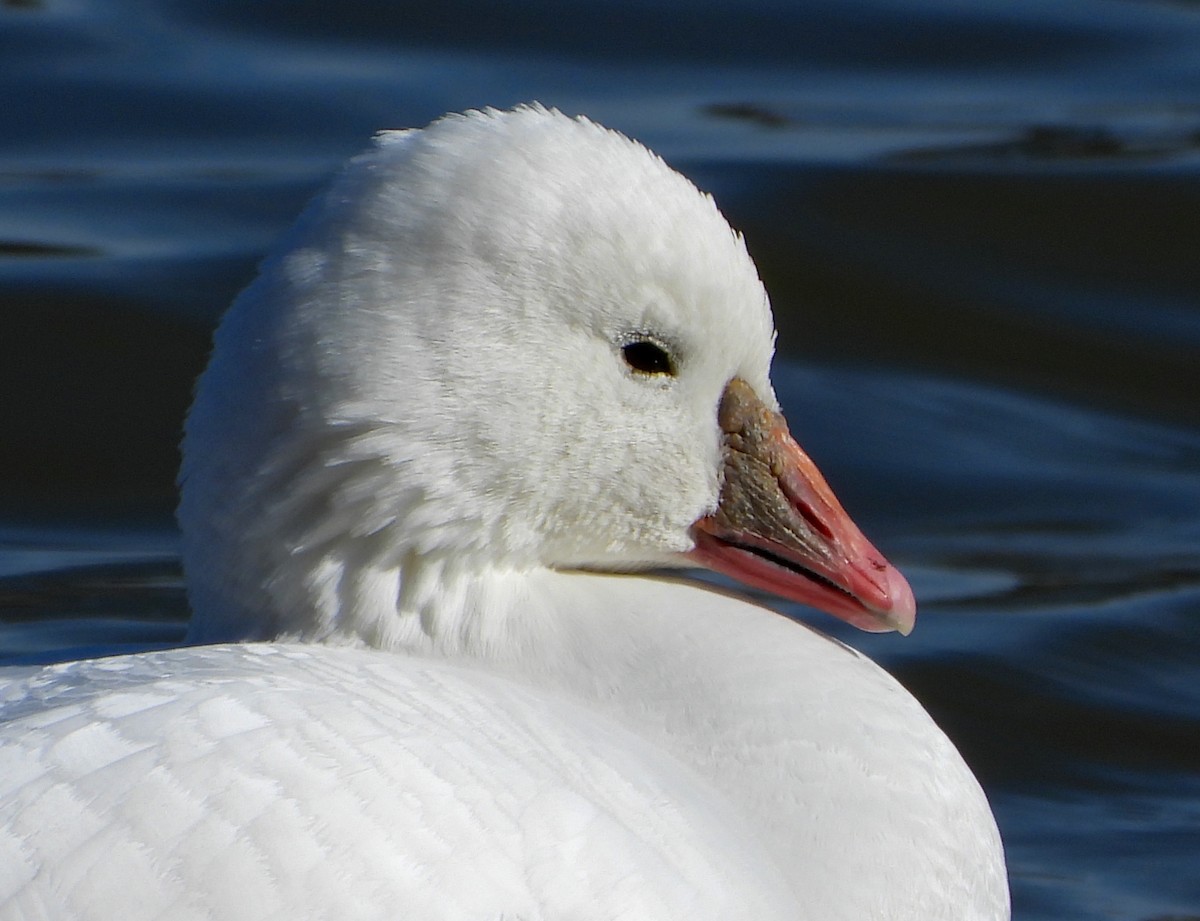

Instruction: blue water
[3,1,1200,917]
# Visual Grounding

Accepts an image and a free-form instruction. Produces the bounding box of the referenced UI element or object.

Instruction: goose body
[0,107,1008,920]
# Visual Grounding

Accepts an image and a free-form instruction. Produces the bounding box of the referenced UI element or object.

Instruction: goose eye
[622,340,675,376]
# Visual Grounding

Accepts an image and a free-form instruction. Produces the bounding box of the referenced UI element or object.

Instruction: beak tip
[891,614,915,637]
[881,565,917,636]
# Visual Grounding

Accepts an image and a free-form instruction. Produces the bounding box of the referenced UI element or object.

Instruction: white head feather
[179,105,777,646]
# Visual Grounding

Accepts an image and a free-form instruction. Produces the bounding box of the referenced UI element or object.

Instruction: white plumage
[0,106,1008,920]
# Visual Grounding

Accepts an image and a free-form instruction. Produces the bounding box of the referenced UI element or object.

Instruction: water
[2,0,1200,917]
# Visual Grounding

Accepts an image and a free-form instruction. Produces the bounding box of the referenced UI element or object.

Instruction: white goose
[0,106,1008,921]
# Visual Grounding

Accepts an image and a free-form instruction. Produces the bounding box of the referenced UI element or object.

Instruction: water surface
[2,1,1199,917]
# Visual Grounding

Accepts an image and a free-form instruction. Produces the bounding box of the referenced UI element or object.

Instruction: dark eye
[621,340,675,376]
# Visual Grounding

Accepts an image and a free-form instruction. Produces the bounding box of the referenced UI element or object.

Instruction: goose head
[179,105,914,646]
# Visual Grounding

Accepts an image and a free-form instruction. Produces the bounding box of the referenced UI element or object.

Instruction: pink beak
[688,378,916,635]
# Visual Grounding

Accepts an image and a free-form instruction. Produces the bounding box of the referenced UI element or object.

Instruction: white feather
[1,106,1008,920]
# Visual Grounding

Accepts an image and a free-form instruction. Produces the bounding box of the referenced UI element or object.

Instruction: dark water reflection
[3,0,1200,918]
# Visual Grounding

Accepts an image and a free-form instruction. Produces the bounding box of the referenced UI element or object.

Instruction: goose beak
[688,377,916,635]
